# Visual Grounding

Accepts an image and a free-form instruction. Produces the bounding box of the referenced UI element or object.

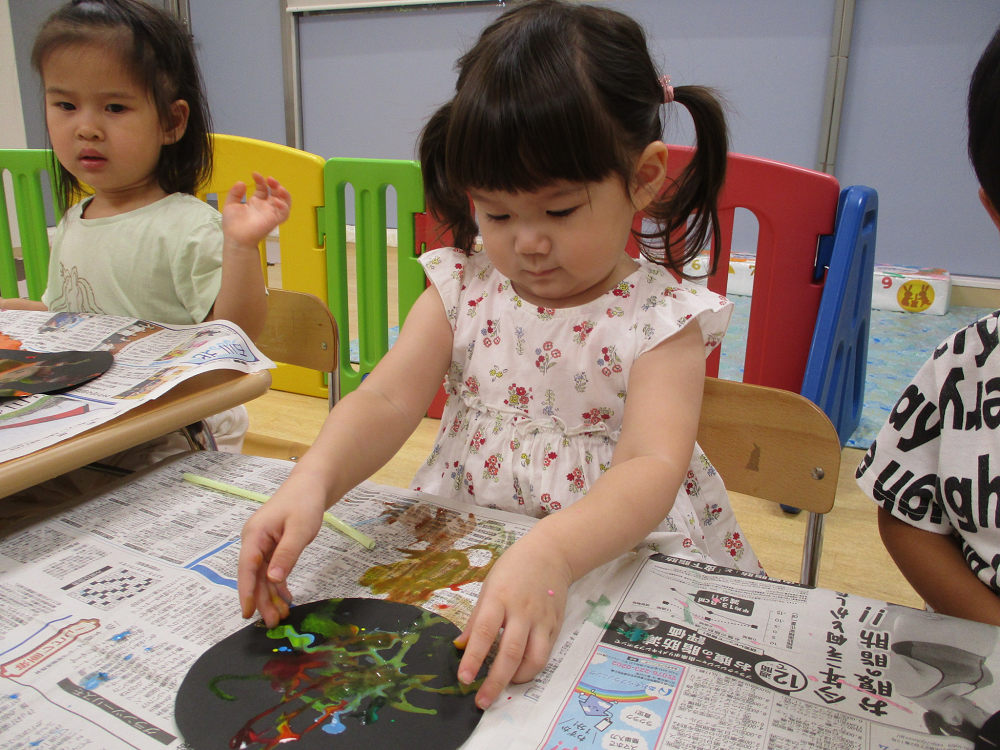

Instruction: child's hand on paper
[237,476,326,627]
[222,172,291,249]
[455,533,573,709]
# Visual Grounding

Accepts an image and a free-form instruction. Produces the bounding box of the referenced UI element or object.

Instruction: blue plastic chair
[803,186,879,447]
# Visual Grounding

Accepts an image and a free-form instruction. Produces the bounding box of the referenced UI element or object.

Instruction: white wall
[0,0,26,150]
[1,0,26,246]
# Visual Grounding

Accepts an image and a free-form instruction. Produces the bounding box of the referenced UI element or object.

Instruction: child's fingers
[236,537,267,618]
[265,517,317,584]
[455,604,496,683]
[475,619,530,709]
[511,626,554,684]
[255,570,284,628]
[227,180,247,205]
[267,580,291,620]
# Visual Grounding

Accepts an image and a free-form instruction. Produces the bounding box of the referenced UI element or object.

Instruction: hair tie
[659,74,675,104]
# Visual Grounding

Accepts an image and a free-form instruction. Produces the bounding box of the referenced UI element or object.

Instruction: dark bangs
[444,21,631,194]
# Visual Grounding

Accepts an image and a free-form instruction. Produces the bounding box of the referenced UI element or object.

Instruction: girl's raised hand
[237,474,327,627]
[455,534,574,708]
[222,173,292,249]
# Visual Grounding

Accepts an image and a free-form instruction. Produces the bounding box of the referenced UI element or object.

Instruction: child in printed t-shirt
[857,24,1000,627]
[0,0,290,454]
[238,0,759,709]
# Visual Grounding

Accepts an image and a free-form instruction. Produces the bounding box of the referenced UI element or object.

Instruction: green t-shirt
[42,193,223,325]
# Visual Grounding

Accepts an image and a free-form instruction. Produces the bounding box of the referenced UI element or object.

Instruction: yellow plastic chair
[199,134,328,398]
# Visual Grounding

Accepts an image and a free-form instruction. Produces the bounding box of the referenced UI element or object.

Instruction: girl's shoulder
[631,258,729,309]
[420,246,494,289]
[157,193,222,223]
[628,259,733,355]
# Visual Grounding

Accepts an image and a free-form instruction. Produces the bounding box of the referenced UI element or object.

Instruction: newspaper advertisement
[0,310,273,462]
[512,554,1000,750]
[0,450,564,749]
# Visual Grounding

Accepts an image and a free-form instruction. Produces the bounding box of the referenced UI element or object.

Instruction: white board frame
[287,1,495,13]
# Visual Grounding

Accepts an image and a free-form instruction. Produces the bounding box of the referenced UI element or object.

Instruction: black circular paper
[0,349,113,397]
[175,598,482,750]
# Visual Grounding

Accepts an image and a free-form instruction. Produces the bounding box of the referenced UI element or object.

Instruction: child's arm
[237,285,454,626]
[206,173,290,341]
[878,507,1000,625]
[0,299,47,311]
[456,322,706,708]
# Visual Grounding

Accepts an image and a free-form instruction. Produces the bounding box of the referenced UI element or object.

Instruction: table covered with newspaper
[0,451,996,749]
[0,309,273,463]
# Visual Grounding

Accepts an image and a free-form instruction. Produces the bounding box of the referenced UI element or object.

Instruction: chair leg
[801,512,825,587]
[328,370,340,411]
[180,421,217,451]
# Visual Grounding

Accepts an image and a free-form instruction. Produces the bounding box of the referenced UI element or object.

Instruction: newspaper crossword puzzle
[65,566,162,611]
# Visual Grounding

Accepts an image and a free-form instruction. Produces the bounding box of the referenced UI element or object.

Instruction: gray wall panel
[10,0,66,149]
[836,0,1000,277]
[188,0,286,144]
[297,0,834,235]
[298,0,835,169]
[299,5,502,160]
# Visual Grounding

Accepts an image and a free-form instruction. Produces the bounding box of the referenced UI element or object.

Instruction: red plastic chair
[627,145,841,392]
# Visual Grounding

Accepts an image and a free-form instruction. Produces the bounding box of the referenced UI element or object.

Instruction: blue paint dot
[81,671,112,690]
[144,646,153,652]
[29,742,42,747]
[322,713,346,735]
[7,694,18,700]
[123,654,133,661]
[109,630,131,642]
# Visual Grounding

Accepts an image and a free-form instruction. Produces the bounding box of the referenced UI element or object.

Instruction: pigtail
[639,85,728,279]
[419,102,478,253]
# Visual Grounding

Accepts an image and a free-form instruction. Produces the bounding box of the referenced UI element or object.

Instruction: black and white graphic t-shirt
[857,309,1000,593]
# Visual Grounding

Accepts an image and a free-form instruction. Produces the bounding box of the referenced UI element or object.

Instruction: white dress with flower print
[411,247,761,573]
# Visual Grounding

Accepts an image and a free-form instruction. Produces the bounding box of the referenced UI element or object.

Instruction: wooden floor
[243,389,924,610]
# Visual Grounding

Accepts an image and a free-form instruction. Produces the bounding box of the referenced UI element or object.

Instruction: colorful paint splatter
[359,504,514,605]
[203,600,479,750]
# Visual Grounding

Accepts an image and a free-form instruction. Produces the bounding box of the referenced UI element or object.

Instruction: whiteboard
[287,0,495,12]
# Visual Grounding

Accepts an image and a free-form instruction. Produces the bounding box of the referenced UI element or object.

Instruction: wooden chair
[698,377,841,586]
[243,288,338,462]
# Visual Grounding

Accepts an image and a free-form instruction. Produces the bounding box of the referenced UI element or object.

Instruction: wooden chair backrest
[256,289,338,375]
[698,377,840,515]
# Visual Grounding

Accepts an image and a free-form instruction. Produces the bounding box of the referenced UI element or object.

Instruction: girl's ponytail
[419,103,478,252]
[639,85,728,279]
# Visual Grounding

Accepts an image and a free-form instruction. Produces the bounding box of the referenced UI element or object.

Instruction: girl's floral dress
[411,247,761,574]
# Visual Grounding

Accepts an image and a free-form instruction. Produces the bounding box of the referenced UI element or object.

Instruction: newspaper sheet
[0,451,565,749]
[0,310,273,462]
[1,450,997,749]
[509,554,1000,750]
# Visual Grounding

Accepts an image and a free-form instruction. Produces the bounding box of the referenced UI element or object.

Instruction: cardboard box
[683,255,951,315]
[872,264,951,315]
[683,252,755,296]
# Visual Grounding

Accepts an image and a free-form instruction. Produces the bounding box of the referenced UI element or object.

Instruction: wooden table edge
[0,369,272,498]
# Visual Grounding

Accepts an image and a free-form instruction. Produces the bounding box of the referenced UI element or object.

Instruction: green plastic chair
[0,149,59,302]
[319,158,427,399]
